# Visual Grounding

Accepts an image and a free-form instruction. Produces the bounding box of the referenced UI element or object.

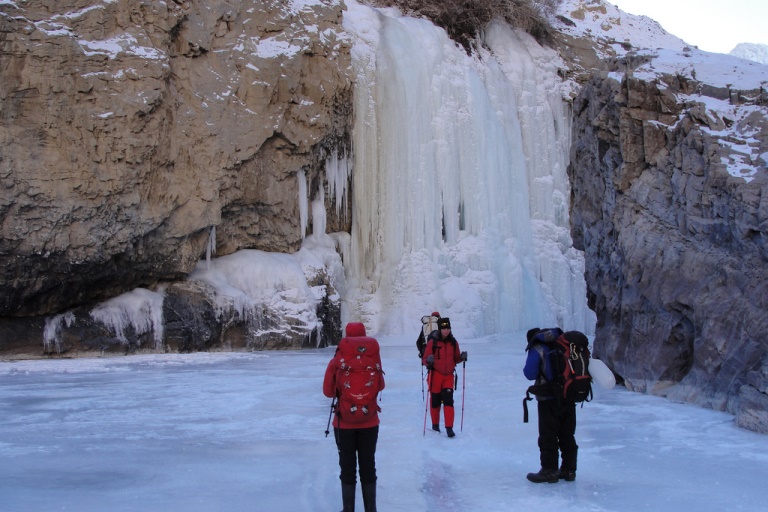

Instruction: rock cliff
[569,65,767,420]
[555,0,768,432]
[1,0,351,350]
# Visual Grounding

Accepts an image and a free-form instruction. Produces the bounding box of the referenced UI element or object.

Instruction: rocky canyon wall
[0,0,352,352]
[568,54,768,431]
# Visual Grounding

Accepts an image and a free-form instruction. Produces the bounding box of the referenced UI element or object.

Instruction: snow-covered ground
[2,333,766,511]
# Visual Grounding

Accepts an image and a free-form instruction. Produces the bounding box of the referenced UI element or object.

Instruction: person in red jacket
[323,322,385,512]
[422,317,467,438]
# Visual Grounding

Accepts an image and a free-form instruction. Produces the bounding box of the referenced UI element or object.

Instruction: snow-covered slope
[554,0,689,57]
[554,0,767,184]
[730,42,768,65]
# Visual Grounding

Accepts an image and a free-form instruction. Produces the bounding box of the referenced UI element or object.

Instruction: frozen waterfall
[335,2,595,336]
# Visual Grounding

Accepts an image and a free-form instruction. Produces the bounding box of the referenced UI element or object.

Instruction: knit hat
[437,318,451,330]
[431,311,441,318]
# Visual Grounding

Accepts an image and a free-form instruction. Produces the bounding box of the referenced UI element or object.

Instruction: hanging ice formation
[206,225,217,270]
[331,2,595,336]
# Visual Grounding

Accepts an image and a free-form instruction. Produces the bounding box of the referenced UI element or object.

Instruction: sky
[1,335,767,511]
[608,0,768,54]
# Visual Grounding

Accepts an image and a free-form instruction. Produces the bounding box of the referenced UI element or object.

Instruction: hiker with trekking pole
[421,317,467,438]
[417,312,440,401]
[323,322,385,512]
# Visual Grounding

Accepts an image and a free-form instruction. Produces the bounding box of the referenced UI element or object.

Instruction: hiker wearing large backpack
[422,317,467,438]
[416,311,440,359]
[523,328,590,483]
[417,312,440,401]
[323,322,385,512]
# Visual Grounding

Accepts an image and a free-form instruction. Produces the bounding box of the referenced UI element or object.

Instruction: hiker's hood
[345,322,366,337]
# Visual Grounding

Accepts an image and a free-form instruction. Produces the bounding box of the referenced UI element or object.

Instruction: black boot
[341,483,355,511]
[432,424,440,432]
[526,468,559,483]
[361,482,377,512]
[446,427,455,438]
[561,446,577,481]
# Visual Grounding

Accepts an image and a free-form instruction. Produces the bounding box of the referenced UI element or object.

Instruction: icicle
[325,148,352,219]
[43,312,76,353]
[90,288,165,348]
[206,225,217,270]
[298,169,309,239]
[312,184,326,236]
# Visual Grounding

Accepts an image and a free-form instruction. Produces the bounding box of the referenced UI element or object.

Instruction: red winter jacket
[323,322,385,429]
[422,333,461,376]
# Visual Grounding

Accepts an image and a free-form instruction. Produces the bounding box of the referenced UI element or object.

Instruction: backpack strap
[523,389,532,423]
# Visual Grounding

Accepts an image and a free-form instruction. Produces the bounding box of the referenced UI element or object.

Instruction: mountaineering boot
[558,468,576,482]
[361,482,377,512]
[526,468,559,483]
[341,483,356,511]
[446,427,455,438]
[432,424,440,432]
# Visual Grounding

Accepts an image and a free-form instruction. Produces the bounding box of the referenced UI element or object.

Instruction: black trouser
[537,399,578,471]
[334,425,379,485]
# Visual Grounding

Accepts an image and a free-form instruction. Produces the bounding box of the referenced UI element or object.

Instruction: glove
[460,351,468,362]
[426,354,434,364]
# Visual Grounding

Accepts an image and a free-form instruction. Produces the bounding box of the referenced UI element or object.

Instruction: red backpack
[552,331,593,403]
[335,335,383,424]
[523,329,593,423]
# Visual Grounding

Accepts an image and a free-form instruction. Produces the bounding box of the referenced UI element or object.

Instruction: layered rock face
[0,0,351,350]
[569,57,768,429]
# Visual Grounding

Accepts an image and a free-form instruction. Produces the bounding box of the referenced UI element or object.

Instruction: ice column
[342,2,594,335]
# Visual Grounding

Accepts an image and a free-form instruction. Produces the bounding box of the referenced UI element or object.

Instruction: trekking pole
[325,397,336,438]
[423,369,431,437]
[460,361,466,431]
[421,364,425,401]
